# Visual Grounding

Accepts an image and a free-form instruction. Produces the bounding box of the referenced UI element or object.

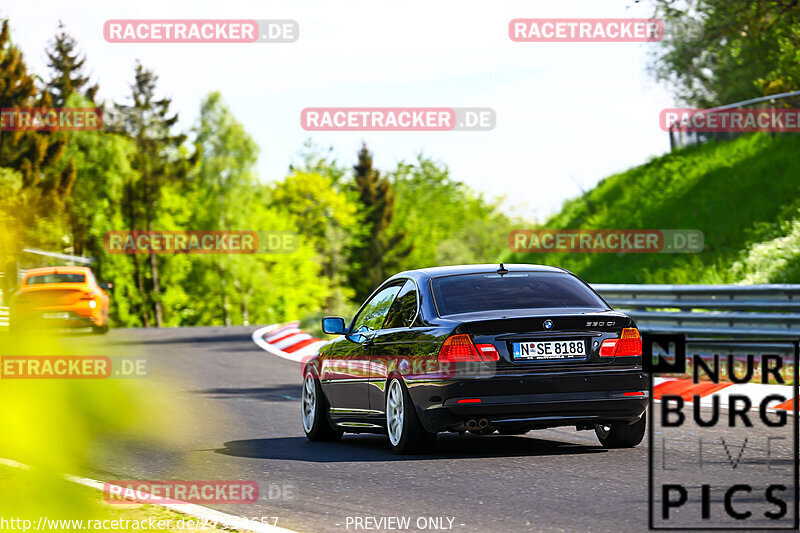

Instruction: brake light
[599,328,641,357]
[457,398,482,404]
[616,328,642,356]
[438,334,482,363]
[79,292,94,300]
[475,343,500,362]
[624,391,645,396]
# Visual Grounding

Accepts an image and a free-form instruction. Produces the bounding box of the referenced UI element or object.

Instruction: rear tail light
[438,335,499,363]
[438,334,482,362]
[80,292,94,300]
[475,343,500,361]
[599,339,618,357]
[616,328,642,356]
[599,328,642,357]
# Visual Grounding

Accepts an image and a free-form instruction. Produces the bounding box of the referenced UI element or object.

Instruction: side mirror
[99,282,113,291]
[321,316,346,335]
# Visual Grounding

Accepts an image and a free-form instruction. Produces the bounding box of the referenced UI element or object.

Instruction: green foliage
[506,133,800,283]
[650,0,800,105]
[389,155,516,269]
[731,213,800,283]
[270,169,362,316]
[120,62,198,327]
[348,144,412,301]
[0,334,178,523]
[0,19,73,300]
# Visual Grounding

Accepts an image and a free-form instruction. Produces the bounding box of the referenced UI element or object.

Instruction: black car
[301,264,648,453]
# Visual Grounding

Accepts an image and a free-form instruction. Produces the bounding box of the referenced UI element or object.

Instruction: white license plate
[43,312,69,319]
[513,339,586,360]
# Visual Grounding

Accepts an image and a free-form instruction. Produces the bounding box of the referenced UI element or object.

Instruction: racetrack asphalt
[58,326,796,532]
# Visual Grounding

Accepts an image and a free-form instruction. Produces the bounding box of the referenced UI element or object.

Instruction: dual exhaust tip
[465,418,489,430]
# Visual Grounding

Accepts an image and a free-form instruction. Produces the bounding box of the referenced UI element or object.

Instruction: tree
[0,19,73,300]
[0,20,73,199]
[289,139,348,184]
[389,155,515,269]
[188,92,259,325]
[271,170,362,313]
[43,21,98,107]
[120,62,196,326]
[58,92,141,326]
[649,0,800,106]
[348,144,411,300]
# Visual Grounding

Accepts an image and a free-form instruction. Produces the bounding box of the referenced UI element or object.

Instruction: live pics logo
[644,334,799,530]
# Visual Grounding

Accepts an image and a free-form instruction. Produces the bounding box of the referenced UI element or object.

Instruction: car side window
[351,283,403,333]
[383,280,418,329]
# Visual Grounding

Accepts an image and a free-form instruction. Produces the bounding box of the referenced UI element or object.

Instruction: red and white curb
[653,377,795,411]
[251,322,327,365]
[0,458,296,533]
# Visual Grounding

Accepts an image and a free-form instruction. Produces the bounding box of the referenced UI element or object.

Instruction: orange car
[11,266,111,334]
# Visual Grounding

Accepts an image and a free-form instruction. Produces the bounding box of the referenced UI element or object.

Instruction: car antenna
[497,263,509,275]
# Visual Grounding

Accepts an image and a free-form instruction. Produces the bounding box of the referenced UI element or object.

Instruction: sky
[3,0,677,221]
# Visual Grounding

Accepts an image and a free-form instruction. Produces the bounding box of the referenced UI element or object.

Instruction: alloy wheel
[301,374,317,433]
[386,380,405,446]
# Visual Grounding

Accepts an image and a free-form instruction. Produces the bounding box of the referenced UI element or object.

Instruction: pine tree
[120,62,195,327]
[0,19,75,300]
[43,21,98,106]
[349,143,411,300]
[0,20,72,195]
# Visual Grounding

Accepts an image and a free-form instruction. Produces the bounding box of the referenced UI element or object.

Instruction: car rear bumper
[406,368,649,433]
[12,307,103,328]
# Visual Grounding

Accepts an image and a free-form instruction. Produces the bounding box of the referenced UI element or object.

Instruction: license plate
[43,312,69,319]
[512,339,586,360]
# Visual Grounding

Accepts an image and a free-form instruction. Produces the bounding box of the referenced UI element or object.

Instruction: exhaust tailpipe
[465,419,479,430]
[478,419,489,429]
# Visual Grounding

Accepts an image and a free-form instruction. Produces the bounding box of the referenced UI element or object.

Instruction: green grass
[506,133,800,284]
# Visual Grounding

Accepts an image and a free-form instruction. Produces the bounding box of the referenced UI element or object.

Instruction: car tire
[385,378,436,454]
[301,372,342,442]
[91,322,109,335]
[594,412,646,448]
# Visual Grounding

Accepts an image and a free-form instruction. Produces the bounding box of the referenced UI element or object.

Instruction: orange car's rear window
[25,273,86,285]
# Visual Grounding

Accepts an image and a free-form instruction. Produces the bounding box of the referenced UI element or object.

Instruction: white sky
[3,0,675,220]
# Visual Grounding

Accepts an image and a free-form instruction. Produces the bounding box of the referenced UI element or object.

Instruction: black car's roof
[395,264,567,280]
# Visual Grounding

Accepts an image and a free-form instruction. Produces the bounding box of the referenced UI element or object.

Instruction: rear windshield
[25,273,85,285]
[431,272,607,316]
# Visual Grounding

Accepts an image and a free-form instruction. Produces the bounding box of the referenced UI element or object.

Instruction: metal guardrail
[668,90,800,150]
[593,283,800,339]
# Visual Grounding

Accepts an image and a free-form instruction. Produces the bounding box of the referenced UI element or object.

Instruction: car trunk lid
[456,310,634,369]
[16,284,89,307]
